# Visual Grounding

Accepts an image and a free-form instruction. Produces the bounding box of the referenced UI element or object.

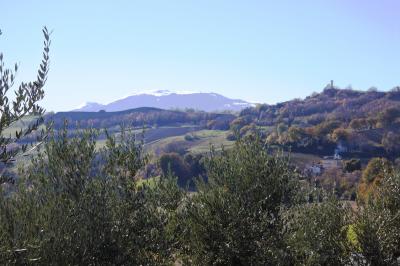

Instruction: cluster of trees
[2,132,400,264]
[49,108,235,130]
[255,113,399,157]
[264,123,338,155]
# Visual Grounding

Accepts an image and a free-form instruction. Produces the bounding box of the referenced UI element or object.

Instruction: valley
[6,86,400,202]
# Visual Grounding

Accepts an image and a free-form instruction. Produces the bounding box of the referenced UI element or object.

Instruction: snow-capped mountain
[74,90,255,112]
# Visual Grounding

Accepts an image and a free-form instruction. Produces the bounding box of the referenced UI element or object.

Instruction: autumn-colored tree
[354,172,400,265]
[312,120,342,136]
[357,157,393,203]
[287,126,306,143]
[331,128,350,143]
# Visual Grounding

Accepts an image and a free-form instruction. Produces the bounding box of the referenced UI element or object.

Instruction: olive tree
[0,27,50,180]
[0,125,183,264]
[178,136,303,265]
[283,195,353,265]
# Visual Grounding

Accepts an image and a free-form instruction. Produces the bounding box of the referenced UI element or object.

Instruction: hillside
[234,86,400,159]
[6,87,400,202]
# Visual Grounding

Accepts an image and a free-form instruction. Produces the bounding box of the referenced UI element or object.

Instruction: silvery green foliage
[0,27,50,177]
[0,124,183,265]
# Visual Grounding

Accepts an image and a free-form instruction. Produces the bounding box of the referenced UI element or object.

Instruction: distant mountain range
[74,90,255,112]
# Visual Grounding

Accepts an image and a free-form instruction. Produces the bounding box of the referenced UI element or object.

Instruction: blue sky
[2,0,400,111]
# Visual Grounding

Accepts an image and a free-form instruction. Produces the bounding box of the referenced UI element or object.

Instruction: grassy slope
[145,129,234,156]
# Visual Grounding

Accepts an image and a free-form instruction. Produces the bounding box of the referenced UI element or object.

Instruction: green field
[145,129,234,156]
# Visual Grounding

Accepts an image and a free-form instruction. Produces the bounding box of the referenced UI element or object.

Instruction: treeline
[48,108,234,130]
[1,130,400,265]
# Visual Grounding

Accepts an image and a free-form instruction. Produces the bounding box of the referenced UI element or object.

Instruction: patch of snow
[76,102,89,109]
[75,102,102,109]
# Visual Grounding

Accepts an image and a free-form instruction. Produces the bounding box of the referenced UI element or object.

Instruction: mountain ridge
[74,90,255,112]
